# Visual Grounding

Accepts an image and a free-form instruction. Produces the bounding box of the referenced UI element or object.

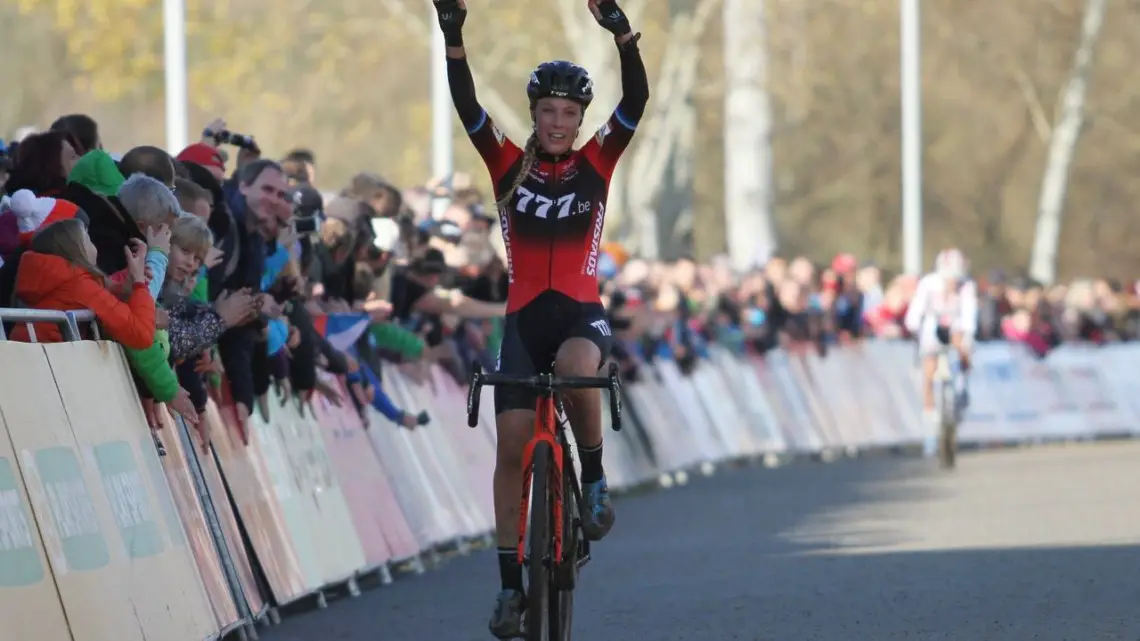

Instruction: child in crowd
[111,174,179,301]
[174,178,224,301]
[10,218,154,347]
[121,219,201,446]
[164,215,259,448]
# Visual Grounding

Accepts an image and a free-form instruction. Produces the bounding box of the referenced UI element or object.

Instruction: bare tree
[1027,0,1108,284]
[722,0,776,271]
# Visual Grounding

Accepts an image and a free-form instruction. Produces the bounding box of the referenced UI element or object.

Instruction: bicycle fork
[517,400,566,568]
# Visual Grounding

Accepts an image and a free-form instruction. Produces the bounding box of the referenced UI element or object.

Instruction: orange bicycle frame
[516,392,565,565]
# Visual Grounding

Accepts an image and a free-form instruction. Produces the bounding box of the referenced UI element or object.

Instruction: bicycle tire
[549,443,577,640]
[938,381,957,469]
[527,440,554,641]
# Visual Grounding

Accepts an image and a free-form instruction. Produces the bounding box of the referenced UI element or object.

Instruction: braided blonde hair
[495,133,540,212]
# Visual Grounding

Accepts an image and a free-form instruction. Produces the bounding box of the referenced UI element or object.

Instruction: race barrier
[1,321,1137,640]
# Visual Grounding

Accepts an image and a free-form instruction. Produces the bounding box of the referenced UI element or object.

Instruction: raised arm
[434,0,522,180]
[582,0,650,176]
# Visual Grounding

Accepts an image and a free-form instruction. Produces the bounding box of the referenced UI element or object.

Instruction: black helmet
[527,61,594,109]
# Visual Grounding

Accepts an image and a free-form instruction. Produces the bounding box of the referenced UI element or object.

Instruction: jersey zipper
[548,159,558,293]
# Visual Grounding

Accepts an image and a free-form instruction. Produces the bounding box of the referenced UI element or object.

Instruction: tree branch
[557,0,588,57]
[1013,68,1052,142]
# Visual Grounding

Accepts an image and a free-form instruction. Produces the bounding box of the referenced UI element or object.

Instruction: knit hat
[4,189,82,247]
[176,143,225,173]
[68,149,126,197]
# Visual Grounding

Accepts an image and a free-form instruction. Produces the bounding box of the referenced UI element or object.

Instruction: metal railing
[0,308,99,342]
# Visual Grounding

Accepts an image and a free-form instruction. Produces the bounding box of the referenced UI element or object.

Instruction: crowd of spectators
[1,113,1135,455]
[602,252,1140,369]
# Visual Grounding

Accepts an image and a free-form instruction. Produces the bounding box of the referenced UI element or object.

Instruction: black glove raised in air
[432,0,467,47]
[590,0,634,38]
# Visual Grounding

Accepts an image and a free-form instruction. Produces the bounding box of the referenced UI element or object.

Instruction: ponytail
[495,134,540,212]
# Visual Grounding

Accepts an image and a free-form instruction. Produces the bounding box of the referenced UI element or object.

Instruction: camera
[210,129,260,154]
[291,185,323,235]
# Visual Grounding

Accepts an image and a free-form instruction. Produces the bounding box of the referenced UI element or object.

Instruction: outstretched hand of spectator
[201,118,227,146]
[215,289,258,327]
[274,377,292,405]
[313,378,342,407]
[146,224,171,256]
[258,293,285,318]
[155,308,170,330]
[170,388,200,425]
[125,239,148,285]
[205,246,224,269]
[362,295,392,321]
[195,350,223,375]
[236,147,260,170]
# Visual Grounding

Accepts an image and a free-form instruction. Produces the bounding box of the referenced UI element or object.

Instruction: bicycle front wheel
[549,442,578,640]
[527,440,554,641]
[938,380,958,469]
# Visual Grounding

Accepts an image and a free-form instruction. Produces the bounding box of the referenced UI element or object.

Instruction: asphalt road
[263,442,1140,641]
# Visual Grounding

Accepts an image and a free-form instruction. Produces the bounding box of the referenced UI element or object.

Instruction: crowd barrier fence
[1,309,1136,641]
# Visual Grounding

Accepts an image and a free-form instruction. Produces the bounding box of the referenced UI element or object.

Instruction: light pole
[163,0,189,153]
[900,0,923,274]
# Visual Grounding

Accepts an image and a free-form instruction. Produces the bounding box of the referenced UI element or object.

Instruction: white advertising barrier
[595,341,1139,488]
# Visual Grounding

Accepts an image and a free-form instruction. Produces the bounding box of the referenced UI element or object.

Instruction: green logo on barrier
[0,457,44,586]
[92,442,163,559]
[35,447,110,572]
[139,436,186,547]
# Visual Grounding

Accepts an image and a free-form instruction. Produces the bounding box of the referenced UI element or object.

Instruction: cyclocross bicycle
[467,361,623,641]
[932,344,965,469]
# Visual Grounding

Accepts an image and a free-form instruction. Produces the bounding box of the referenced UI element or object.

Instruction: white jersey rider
[903,248,978,420]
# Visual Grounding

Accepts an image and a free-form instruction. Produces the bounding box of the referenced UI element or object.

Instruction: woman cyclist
[432,0,648,636]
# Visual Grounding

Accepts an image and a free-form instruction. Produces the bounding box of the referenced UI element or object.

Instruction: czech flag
[313,312,371,352]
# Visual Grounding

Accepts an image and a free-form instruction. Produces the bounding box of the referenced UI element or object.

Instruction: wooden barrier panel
[207,402,307,603]
[43,342,216,641]
[310,375,419,565]
[384,366,488,540]
[0,342,72,641]
[4,340,137,641]
[191,411,265,615]
[155,411,240,630]
[265,388,367,586]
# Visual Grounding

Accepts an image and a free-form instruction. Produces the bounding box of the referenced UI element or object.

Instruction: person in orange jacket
[10,218,155,348]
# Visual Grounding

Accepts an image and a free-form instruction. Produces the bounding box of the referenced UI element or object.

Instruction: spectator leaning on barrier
[207,158,289,428]
[11,218,154,347]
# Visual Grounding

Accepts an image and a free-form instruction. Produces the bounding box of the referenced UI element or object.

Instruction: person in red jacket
[10,218,155,348]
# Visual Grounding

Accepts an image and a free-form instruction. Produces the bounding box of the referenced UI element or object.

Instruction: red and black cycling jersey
[446,44,648,314]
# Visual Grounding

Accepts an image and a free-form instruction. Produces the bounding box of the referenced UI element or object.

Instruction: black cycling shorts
[494,290,613,414]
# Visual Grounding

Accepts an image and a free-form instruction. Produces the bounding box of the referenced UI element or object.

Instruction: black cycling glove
[592,0,633,37]
[433,0,467,47]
